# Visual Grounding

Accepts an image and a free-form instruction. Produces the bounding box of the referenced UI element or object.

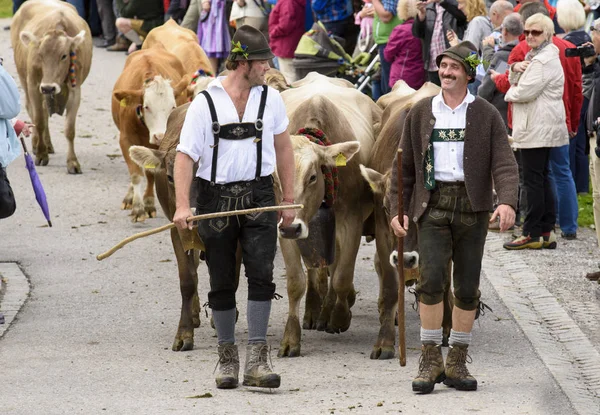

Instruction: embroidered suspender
[200,86,269,185]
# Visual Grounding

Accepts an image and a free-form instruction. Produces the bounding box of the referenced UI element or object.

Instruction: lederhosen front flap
[200,86,269,184]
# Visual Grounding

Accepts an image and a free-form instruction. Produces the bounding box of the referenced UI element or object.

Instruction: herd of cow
[10,0,449,360]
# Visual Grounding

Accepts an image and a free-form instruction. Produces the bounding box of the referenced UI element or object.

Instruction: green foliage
[0,0,12,18]
[578,191,595,228]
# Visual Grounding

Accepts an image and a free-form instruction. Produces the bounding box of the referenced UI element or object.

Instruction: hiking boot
[214,343,239,389]
[503,235,543,250]
[561,232,577,240]
[412,343,445,394]
[542,231,557,249]
[444,344,477,391]
[107,35,130,52]
[243,343,280,388]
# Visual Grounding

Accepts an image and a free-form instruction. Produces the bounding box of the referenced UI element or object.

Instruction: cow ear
[359,165,386,195]
[173,74,191,98]
[318,141,361,167]
[129,146,166,172]
[114,89,143,105]
[20,31,39,48]
[71,30,86,49]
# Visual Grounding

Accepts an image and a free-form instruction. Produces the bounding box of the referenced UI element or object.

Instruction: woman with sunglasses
[503,13,568,250]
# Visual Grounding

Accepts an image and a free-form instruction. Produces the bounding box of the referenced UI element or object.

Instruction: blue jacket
[0,64,21,167]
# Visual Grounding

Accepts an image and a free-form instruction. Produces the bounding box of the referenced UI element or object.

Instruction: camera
[565,44,597,58]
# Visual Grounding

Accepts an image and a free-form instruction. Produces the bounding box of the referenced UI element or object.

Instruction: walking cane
[397,149,406,367]
[96,204,303,261]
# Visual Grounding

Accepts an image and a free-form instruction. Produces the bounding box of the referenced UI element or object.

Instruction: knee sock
[449,329,472,346]
[213,308,236,345]
[247,300,272,344]
[420,327,443,345]
[123,29,142,45]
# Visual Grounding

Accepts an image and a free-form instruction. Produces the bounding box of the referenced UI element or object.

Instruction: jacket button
[422,202,427,207]
[430,119,435,125]
[413,216,418,222]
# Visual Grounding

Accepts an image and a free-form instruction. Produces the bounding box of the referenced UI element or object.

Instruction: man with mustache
[387,41,519,394]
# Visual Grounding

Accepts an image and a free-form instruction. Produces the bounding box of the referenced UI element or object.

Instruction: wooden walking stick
[397,149,406,367]
[96,204,304,261]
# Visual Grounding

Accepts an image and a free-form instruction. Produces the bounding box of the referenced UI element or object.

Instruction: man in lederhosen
[387,41,519,394]
[173,25,296,390]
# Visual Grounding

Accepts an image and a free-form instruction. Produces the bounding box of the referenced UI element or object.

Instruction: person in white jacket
[503,13,567,250]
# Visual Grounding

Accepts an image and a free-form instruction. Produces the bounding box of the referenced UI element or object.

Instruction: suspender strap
[255,86,268,180]
[200,90,220,184]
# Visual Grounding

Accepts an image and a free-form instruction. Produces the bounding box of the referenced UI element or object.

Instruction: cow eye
[167,175,174,184]
[61,54,67,60]
[309,174,317,183]
[144,105,150,111]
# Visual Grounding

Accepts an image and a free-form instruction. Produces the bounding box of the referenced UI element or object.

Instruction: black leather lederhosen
[196,87,278,311]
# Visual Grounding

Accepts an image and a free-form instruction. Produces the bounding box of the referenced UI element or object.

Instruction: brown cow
[277,74,382,358]
[142,19,214,97]
[11,0,92,173]
[112,48,190,222]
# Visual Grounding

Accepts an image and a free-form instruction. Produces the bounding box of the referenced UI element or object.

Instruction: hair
[397,0,419,21]
[519,2,549,21]
[556,0,586,32]
[225,59,240,71]
[489,0,514,18]
[459,0,488,22]
[525,13,555,41]
[503,12,524,36]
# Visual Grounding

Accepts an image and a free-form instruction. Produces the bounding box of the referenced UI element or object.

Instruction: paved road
[0,18,597,414]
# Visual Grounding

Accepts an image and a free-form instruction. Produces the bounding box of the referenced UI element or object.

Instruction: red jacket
[514,0,556,20]
[493,37,582,132]
[269,0,306,59]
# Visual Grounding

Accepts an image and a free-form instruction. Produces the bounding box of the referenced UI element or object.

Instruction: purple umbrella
[20,137,52,227]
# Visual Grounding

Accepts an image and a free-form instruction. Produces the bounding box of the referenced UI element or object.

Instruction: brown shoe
[585,271,600,282]
[412,343,445,394]
[444,344,477,391]
[107,36,130,52]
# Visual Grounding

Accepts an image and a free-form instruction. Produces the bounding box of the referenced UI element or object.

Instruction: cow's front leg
[317,275,336,331]
[328,220,362,333]
[64,87,82,173]
[170,228,200,351]
[143,170,157,218]
[302,267,327,330]
[279,239,305,357]
[370,234,398,360]
[119,134,147,222]
[28,86,50,166]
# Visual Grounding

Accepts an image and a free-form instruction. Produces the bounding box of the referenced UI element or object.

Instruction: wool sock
[213,308,236,345]
[123,29,142,45]
[448,329,472,346]
[247,300,272,344]
[420,327,443,345]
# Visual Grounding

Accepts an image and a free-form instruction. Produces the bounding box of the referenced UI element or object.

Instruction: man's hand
[482,35,495,48]
[512,61,530,73]
[569,131,577,138]
[583,42,598,66]
[489,204,515,232]
[446,29,459,47]
[278,202,296,228]
[390,214,409,238]
[202,0,211,11]
[173,206,194,230]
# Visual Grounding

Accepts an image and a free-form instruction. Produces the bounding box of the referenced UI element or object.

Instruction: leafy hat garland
[231,40,249,60]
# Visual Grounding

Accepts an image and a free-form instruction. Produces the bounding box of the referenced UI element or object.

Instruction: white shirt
[431,90,475,182]
[177,77,289,183]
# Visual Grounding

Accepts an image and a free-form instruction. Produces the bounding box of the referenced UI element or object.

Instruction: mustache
[442,76,456,80]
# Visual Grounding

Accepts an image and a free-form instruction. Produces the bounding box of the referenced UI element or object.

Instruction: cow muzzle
[278,219,308,240]
[40,83,61,95]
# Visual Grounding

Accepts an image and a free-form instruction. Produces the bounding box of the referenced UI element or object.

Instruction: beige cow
[277,73,383,357]
[112,48,190,222]
[11,0,92,173]
[142,19,214,97]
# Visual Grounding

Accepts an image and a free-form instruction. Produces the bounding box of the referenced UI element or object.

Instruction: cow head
[278,135,361,240]
[114,75,189,145]
[20,29,86,95]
